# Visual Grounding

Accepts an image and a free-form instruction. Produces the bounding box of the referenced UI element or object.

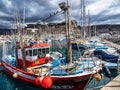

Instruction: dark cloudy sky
[0,0,120,29]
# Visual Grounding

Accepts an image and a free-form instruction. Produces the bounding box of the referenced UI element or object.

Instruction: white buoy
[13,73,18,78]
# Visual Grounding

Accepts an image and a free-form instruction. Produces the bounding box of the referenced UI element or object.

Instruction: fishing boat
[94,49,119,63]
[85,36,118,54]
[83,36,119,68]
[1,1,102,90]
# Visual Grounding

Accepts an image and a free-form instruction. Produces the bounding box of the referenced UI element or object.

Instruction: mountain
[0,24,120,35]
[0,29,13,35]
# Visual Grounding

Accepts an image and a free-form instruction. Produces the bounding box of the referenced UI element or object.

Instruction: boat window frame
[46,48,50,54]
[38,48,42,55]
[42,48,46,56]
[29,49,33,56]
[26,50,29,56]
[33,49,38,56]
[25,47,50,57]
[37,47,50,57]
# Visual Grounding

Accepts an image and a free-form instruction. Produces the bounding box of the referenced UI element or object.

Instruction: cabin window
[46,48,49,53]
[33,49,37,56]
[38,49,42,55]
[29,50,32,56]
[42,48,46,56]
[89,41,93,43]
[26,51,28,56]
[37,48,49,57]
[38,48,45,57]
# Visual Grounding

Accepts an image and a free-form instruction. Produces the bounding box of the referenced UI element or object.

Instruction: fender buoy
[0,62,2,66]
[45,57,49,63]
[35,77,41,86]
[35,76,52,88]
[45,55,51,63]
[13,73,18,78]
[102,64,111,78]
[93,73,102,81]
[41,75,52,88]
[101,73,104,78]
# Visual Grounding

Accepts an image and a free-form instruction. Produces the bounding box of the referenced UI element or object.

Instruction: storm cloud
[0,0,120,29]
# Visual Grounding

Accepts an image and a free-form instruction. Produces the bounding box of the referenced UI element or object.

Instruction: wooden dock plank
[100,74,120,90]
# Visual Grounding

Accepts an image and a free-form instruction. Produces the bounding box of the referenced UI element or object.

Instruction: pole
[66,0,72,63]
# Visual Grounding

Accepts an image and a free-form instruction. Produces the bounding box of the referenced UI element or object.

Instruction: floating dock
[100,74,120,90]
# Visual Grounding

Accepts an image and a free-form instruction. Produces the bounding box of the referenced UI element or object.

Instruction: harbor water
[0,45,118,90]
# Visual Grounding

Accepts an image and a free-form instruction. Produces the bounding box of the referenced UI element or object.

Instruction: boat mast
[59,0,72,63]
[81,0,86,39]
[87,10,91,37]
[66,0,72,63]
[13,0,18,67]
[16,0,26,70]
[21,0,26,70]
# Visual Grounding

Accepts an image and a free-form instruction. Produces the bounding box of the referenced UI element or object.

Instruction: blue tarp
[94,50,119,63]
[5,55,16,66]
[52,57,66,67]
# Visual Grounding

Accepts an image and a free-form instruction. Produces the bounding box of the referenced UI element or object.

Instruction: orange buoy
[41,75,52,88]
[35,76,52,88]
[13,73,18,78]
[93,73,102,81]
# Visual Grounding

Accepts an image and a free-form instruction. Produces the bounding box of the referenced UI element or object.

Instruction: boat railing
[50,57,102,76]
[84,56,102,70]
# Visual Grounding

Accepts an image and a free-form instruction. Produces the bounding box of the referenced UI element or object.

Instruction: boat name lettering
[74,76,90,82]
[51,85,74,89]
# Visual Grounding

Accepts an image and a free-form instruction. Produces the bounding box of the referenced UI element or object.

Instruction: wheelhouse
[17,43,51,68]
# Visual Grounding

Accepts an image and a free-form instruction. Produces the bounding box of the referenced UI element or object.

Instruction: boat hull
[2,61,96,90]
[51,75,92,90]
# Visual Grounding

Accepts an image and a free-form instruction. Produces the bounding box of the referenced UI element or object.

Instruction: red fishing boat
[1,41,102,90]
[1,1,102,90]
